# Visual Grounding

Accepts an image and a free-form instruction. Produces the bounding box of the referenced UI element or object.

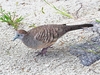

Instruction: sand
[0,0,100,75]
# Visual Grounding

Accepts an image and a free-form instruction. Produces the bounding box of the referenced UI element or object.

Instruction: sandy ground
[0,0,100,75]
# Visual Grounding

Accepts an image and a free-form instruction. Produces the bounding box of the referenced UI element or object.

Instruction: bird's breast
[22,36,42,49]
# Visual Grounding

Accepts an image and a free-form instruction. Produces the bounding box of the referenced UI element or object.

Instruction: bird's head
[13,30,27,41]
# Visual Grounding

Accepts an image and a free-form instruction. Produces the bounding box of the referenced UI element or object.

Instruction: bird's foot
[36,48,48,56]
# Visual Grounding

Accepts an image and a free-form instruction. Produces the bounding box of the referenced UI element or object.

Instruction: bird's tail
[66,24,93,31]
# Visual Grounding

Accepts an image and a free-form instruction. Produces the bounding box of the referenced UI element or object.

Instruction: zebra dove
[13,24,93,56]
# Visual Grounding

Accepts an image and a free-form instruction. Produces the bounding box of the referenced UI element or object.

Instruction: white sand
[0,0,100,75]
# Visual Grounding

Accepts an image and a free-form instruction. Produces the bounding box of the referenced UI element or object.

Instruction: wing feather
[28,24,67,44]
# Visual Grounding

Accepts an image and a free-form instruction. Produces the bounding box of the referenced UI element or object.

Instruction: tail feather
[67,24,93,31]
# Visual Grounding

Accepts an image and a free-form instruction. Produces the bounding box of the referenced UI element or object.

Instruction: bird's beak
[12,35,18,41]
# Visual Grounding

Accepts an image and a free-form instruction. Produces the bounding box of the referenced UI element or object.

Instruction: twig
[76,3,83,18]
[88,69,100,74]
[51,60,68,70]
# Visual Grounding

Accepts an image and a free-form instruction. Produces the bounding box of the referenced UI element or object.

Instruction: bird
[13,24,93,56]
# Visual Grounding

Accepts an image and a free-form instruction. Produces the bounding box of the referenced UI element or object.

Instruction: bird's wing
[28,24,66,44]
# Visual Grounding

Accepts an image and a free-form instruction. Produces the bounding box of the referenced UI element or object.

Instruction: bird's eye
[18,34,20,36]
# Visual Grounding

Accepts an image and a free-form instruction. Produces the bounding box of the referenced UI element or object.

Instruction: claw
[36,47,48,56]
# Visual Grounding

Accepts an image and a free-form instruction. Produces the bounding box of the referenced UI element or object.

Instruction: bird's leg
[36,47,49,56]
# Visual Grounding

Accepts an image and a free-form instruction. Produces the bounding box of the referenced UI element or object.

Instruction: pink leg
[36,47,49,56]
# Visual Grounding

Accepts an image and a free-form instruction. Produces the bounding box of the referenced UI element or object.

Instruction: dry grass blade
[44,0,73,18]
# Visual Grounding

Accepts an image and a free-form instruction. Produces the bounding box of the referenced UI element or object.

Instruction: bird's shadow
[69,35,100,66]
[25,35,100,66]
